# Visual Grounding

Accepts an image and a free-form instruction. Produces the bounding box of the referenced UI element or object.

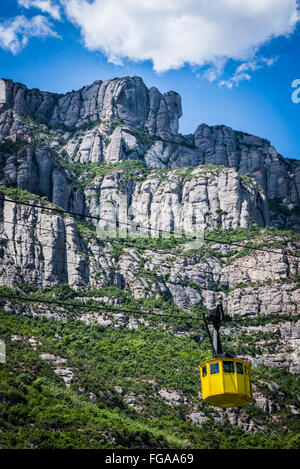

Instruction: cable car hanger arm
[204,303,232,358]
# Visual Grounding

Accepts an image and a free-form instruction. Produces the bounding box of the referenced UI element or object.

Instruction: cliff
[0,76,299,230]
[0,76,299,448]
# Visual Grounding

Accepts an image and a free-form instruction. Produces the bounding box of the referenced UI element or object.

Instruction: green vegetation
[75,219,97,245]
[269,197,300,217]
[202,225,300,261]
[0,305,299,449]
[128,127,158,145]
[240,173,255,189]
[0,187,50,205]
[0,187,63,212]
[227,274,300,294]
[68,160,151,189]
[197,163,226,173]
[204,224,299,243]
[0,139,24,154]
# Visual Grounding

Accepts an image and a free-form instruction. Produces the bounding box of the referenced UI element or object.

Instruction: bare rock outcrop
[1,76,300,230]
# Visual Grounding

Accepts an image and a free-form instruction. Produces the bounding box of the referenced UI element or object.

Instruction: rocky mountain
[1,76,299,231]
[0,76,299,449]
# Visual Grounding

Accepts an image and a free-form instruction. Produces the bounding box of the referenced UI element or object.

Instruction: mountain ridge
[0,75,299,449]
[1,75,300,232]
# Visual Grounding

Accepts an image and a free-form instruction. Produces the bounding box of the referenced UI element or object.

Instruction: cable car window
[236,362,244,374]
[202,365,207,377]
[210,363,219,375]
[223,361,234,373]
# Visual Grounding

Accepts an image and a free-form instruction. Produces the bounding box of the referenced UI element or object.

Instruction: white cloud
[202,58,227,82]
[0,15,59,54]
[219,72,252,89]
[61,0,299,73]
[17,0,61,20]
[219,56,278,88]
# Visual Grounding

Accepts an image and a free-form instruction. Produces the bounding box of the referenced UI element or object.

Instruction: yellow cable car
[199,304,253,408]
[199,357,253,408]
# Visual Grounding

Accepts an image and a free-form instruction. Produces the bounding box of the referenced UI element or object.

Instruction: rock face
[0,77,182,139]
[0,197,299,317]
[0,75,299,230]
[84,165,268,234]
[0,75,299,307]
[0,197,90,288]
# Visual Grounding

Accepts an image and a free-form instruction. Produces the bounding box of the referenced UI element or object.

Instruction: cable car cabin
[199,357,253,408]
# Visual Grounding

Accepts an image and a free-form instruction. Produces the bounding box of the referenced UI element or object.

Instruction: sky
[0,0,300,160]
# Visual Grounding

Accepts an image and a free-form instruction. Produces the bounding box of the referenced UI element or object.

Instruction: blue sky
[1,0,300,160]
